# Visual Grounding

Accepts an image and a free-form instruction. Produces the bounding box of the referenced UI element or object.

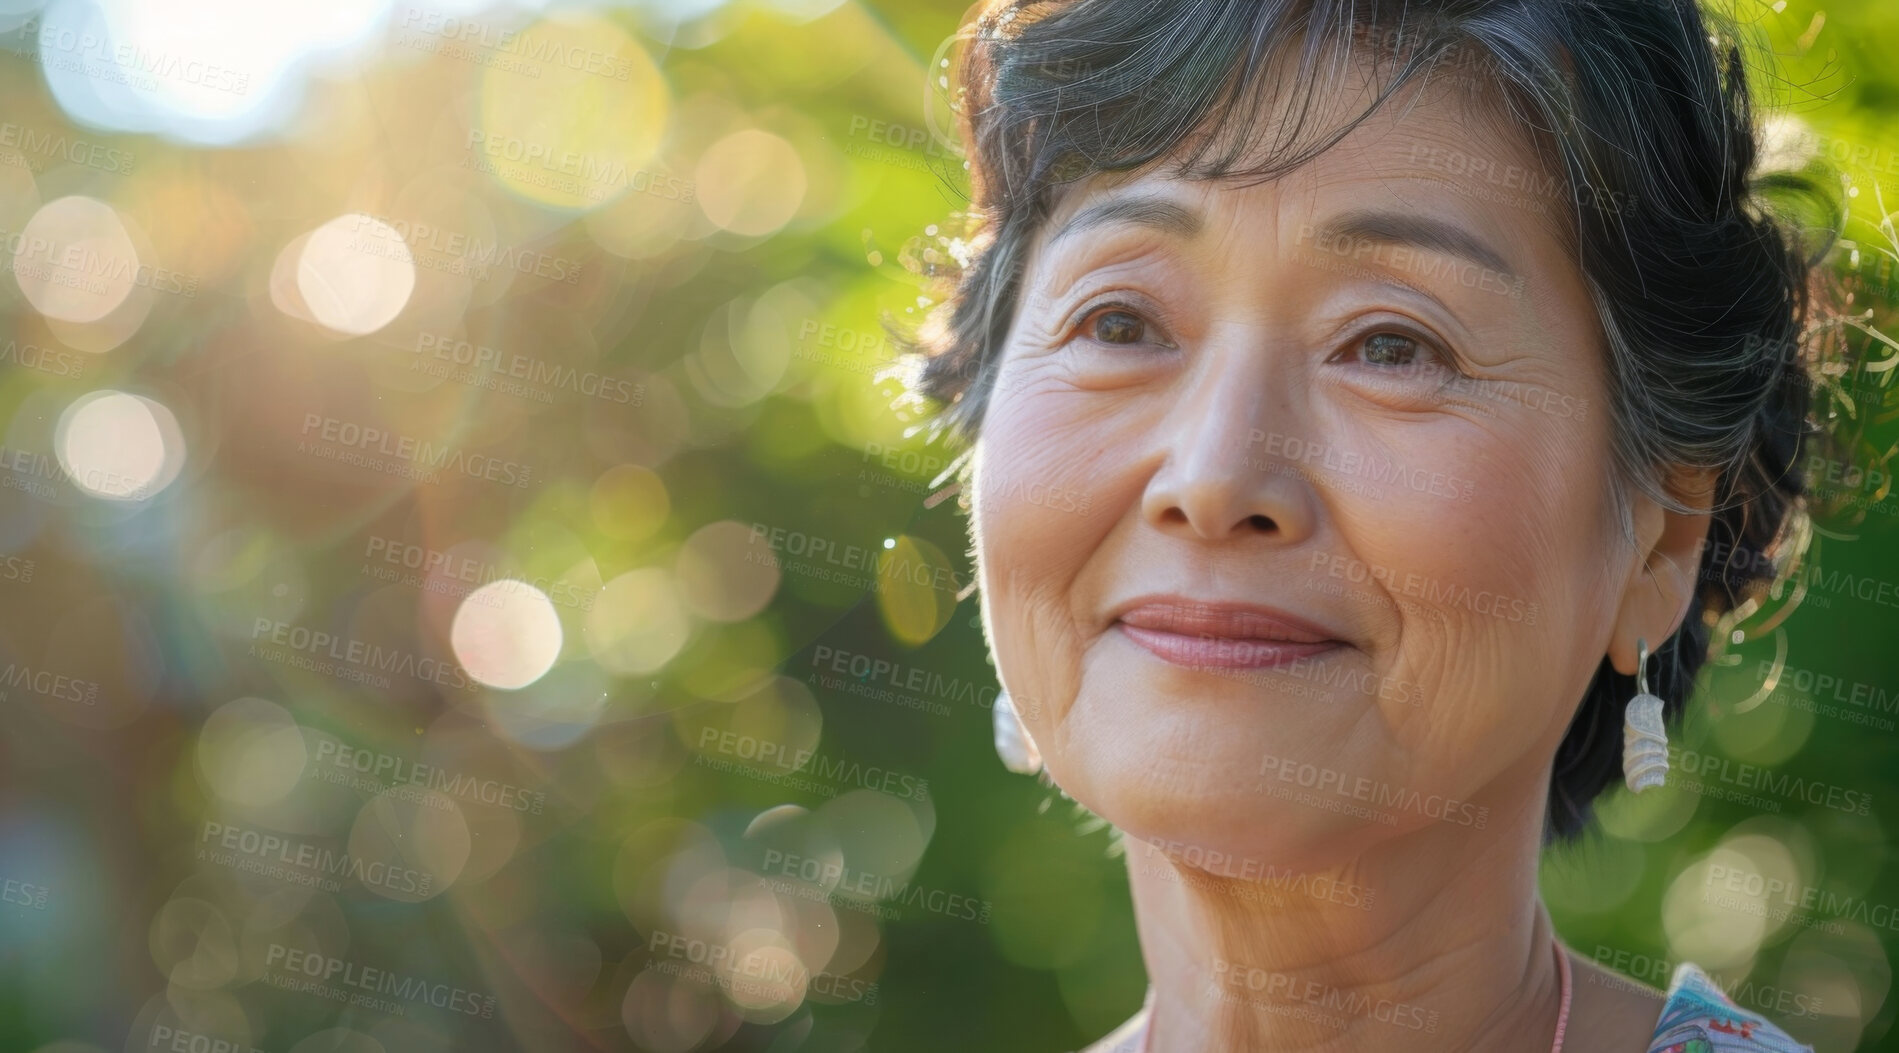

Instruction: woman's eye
[1361,332,1422,367]
[1331,328,1468,404]
[1344,330,1457,380]
[1088,308,1149,345]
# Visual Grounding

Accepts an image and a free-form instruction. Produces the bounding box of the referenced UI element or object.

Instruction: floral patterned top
[1647,962,1814,1053]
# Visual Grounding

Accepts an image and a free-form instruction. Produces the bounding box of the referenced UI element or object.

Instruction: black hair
[899,0,1826,842]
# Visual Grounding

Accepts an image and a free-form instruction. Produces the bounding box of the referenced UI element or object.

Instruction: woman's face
[971,73,1689,865]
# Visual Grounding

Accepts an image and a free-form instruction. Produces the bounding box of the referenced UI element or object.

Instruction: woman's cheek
[974,377,1129,566]
[971,389,1128,736]
[1327,431,1582,769]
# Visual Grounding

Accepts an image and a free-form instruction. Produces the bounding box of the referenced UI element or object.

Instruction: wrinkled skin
[969,64,1710,1053]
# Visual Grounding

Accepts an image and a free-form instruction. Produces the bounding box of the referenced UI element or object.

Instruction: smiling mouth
[1112,599,1345,670]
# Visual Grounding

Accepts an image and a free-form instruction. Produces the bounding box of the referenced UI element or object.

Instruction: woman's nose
[1138,376,1318,544]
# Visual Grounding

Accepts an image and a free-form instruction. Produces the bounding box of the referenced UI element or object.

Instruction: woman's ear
[1609,466,1718,676]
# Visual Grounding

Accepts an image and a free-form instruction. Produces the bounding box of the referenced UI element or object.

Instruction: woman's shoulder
[1646,961,1815,1053]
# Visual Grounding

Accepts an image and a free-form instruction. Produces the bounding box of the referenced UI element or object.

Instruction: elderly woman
[903,0,1822,1050]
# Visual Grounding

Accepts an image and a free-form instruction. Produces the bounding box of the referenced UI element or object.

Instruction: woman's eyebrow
[1313,208,1516,276]
[1046,194,1203,250]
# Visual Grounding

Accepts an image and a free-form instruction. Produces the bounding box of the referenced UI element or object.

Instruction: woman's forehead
[1033,85,1564,266]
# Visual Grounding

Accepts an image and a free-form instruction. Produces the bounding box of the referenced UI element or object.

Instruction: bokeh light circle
[12,195,139,323]
[294,214,416,335]
[54,389,186,501]
[346,788,472,902]
[676,520,780,622]
[586,567,690,675]
[149,897,240,990]
[473,13,670,211]
[623,967,721,1052]
[591,464,670,542]
[451,580,564,690]
[196,697,307,807]
[695,130,806,237]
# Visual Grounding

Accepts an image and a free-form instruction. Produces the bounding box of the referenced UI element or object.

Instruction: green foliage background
[0,1,1895,1051]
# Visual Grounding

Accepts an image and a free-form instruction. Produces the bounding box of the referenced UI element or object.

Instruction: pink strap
[1552,938,1574,1053]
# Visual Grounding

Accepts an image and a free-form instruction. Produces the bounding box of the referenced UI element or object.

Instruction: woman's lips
[1113,599,1343,670]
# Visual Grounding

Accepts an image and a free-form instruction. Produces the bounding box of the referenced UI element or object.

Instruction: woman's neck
[1120,804,1565,1053]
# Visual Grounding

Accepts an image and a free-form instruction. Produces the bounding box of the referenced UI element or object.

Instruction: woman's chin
[1046,745,1386,868]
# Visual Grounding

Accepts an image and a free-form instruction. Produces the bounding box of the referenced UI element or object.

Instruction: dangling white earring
[993,690,1043,775]
[1622,637,1668,794]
